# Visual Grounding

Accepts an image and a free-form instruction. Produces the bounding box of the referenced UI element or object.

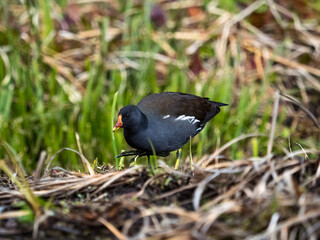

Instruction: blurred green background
[0,0,319,173]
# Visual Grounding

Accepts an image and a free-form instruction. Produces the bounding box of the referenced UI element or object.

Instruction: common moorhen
[113,92,227,164]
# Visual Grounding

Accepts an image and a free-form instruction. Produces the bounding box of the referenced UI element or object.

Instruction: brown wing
[137,92,224,124]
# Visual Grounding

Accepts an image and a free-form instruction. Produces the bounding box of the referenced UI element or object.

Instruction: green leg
[189,136,194,170]
[147,155,156,175]
[129,155,140,166]
[175,149,182,170]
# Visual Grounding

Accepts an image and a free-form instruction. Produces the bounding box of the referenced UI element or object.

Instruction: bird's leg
[189,136,194,171]
[175,149,182,170]
[129,155,141,166]
[147,155,156,175]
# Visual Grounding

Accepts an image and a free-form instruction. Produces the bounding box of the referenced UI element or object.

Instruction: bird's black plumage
[113,92,227,156]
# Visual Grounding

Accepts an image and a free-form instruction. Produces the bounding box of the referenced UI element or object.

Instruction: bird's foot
[115,150,147,158]
[116,150,168,170]
[116,150,149,167]
[129,155,142,166]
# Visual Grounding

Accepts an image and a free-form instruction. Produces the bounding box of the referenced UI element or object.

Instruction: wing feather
[137,92,225,124]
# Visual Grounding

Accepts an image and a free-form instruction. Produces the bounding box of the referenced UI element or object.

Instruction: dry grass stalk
[1,148,319,238]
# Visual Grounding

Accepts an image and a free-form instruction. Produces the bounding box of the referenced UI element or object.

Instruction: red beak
[113,114,123,132]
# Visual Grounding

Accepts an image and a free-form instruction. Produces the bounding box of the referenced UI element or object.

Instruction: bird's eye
[126,113,130,118]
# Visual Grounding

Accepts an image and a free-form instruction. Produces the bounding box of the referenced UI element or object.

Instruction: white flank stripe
[175,115,186,121]
[175,115,200,125]
[193,119,200,124]
[163,115,170,119]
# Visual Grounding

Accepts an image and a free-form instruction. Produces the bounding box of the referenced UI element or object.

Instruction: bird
[113,92,227,166]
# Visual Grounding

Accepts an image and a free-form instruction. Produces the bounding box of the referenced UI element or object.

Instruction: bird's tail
[211,101,228,107]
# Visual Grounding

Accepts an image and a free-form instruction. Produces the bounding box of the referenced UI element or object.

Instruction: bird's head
[113,105,146,132]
